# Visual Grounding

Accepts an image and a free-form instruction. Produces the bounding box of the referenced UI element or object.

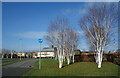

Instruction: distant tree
[2,48,11,58]
[116,49,120,53]
[79,3,118,68]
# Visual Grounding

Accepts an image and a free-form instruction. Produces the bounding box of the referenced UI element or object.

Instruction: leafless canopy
[44,17,79,68]
[79,3,118,52]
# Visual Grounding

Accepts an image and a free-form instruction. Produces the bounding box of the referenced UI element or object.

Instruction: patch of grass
[0,60,24,66]
[22,59,119,77]
[1,58,11,59]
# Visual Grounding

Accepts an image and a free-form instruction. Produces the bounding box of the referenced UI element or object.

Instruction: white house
[36,45,56,58]
[37,51,54,58]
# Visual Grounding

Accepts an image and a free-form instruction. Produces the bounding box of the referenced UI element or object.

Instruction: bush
[74,55,81,62]
[74,53,120,66]
[75,54,96,62]
[88,54,95,62]
[105,53,120,66]
[81,54,89,61]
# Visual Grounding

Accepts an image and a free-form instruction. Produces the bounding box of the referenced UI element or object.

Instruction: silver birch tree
[79,3,117,68]
[45,18,79,68]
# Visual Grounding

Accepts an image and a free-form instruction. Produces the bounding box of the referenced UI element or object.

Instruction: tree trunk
[100,53,103,62]
[94,54,98,64]
[67,56,70,65]
[58,55,63,68]
[7,55,8,58]
[2,54,4,58]
[55,55,57,60]
[59,60,62,68]
[73,55,74,63]
[98,52,102,68]
[58,47,63,68]
[11,53,12,59]
[64,56,65,61]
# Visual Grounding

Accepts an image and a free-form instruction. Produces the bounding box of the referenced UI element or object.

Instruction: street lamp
[11,50,12,59]
[19,39,22,60]
[38,39,43,70]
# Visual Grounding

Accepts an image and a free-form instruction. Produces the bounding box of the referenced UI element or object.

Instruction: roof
[43,48,54,51]
[39,51,54,52]
[43,47,50,49]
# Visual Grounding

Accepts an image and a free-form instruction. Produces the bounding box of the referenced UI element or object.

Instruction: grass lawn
[22,59,119,77]
[0,58,10,59]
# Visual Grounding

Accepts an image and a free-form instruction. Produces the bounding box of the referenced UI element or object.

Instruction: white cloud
[62,8,71,15]
[12,30,84,40]
[76,30,84,37]
[61,3,100,17]
[62,8,87,16]
[78,9,87,16]
[13,31,47,39]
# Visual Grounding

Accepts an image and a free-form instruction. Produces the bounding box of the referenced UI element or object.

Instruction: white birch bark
[11,52,12,59]
[55,55,58,60]
[58,45,63,68]
[58,56,63,68]
[67,56,70,65]
[97,52,101,68]
[2,54,4,58]
[7,55,8,58]
[73,55,74,63]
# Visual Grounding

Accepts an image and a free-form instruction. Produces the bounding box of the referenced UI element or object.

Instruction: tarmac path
[2,59,37,78]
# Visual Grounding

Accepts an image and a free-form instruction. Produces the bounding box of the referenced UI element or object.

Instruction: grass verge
[22,59,119,77]
[0,60,24,66]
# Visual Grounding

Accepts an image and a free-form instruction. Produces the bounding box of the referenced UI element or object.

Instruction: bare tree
[44,18,66,68]
[79,3,117,68]
[45,18,79,68]
[2,48,11,58]
[66,28,79,63]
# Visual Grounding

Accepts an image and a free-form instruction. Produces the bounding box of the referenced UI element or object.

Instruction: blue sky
[2,2,118,52]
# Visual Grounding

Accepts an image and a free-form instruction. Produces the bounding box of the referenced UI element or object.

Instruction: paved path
[2,59,37,78]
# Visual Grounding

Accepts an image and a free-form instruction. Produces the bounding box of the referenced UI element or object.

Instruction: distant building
[43,45,54,52]
[17,53,25,57]
[36,45,56,58]
[32,52,38,58]
[37,51,54,58]
[74,49,81,55]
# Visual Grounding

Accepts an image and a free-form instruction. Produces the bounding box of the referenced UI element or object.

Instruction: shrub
[74,55,81,62]
[81,54,89,61]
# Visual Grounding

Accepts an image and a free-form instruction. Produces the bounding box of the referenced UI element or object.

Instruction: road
[2,59,37,78]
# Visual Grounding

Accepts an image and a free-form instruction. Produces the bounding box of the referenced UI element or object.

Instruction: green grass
[0,58,10,59]
[0,60,24,66]
[22,59,119,77]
